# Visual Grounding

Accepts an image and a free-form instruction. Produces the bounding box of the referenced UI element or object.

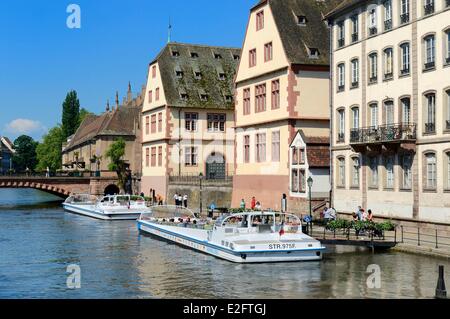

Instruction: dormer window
[179,87,188,101]
[223,91,233,103]
[233,54,240,61]
[216,66,226,80]
[175,65,183,79]
[199,89,208,101]
[193,65,202,80]
[308,48,320,59]
[171,47,180,57]
[297,15,307,26]
[190,52,199,58]
[214,52,223,59]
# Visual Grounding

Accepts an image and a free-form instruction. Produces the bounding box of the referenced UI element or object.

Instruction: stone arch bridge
[0,176,119,198]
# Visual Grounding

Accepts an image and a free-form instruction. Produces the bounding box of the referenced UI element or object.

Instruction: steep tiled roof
[63,106,141,152]
[254,0,341,66]
[0,136,15,153]
[324,0,362,20]
[307,145,330,168]
[152,43,241,109]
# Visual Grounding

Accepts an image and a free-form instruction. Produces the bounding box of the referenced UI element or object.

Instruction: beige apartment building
[326,0,450,223]
[141,43,240,200]
[231,0,340,212]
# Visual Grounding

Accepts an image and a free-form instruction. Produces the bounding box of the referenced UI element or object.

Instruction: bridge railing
[0,170,116,178]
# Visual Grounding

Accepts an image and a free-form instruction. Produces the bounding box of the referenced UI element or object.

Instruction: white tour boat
[63,194,151,220]
[137,206,325,263]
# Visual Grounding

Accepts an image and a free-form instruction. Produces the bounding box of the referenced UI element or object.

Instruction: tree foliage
[36,126,64,171]
[105,138,127,192]
[61,90,80,139]
[12,135,38,171]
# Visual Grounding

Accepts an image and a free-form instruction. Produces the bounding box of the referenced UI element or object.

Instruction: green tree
[61,90,80,139]
[105,138,127,193]
[78,108,93,127]
[12,135,38,171]
[36,126,64,171]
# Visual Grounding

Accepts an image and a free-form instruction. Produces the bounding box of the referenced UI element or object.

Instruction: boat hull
[137,221,324,263]
[63,203,142,221]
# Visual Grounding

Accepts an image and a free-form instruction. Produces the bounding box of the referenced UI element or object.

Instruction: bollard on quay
[435,265,447,299]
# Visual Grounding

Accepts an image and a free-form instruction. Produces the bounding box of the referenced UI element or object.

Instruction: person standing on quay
[174,193,179,207]
[251,197,256,210]
[240,199,246,210]
[183,194,188,208]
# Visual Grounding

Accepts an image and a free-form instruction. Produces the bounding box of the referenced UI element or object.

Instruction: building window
[385,156,395,189]
[400,0,410,23]
[255,84,266,113]
[158,146,163,167]
[369,156,379,188]
[271,131,280,162]
[424,0,435,15]
[151,114,157,134]
[292,147,306,165]
[244,135,250,163]
[446,90,450,130]
[337,63,345,91]
[384,100,394,125]
[352,157,360,188]
[384,0,393,31]
[155,88,160,101]
[445,30,450,64]
[249,49,257,67]
[425,93,436,133]
[145,148,149,167]
[368,8,378,35]
[337,109,345,142]
[400,43,410,75]
[337,157,346,187]
[291,169,306,193]
[264,42,273,62]
[446,152,450,189]
[425,153,437,189]
[148,90,153,103]
[256,10,264,31]
[401,97,411,124]
[185,147,198,166]
[337,22,345,47]
[351,15,359,42]
[271,80,280,109]
[297,15,307,25]
[370,103,379,127]
[384,48,394,80]
[256,133,266,162]
[158,112,162,132]
[145,116,149,135]
[401,154,412,189]
[152,65,156,78]
[351,59,359,88]
[369,53,378,83]
[424,35,436,70]
[185,113,198,132]
[243,88,251,115]
[352,107,360,129]
[207,114,226,132]
[151,147,156,167]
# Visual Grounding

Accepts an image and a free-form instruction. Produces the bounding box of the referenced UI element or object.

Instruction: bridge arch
[104,184,120,196]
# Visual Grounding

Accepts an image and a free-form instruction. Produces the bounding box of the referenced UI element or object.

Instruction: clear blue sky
[0,0,255,141]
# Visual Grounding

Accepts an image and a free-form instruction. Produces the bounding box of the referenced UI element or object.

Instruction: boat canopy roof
[216,211,301,227]
[141,205,197,219]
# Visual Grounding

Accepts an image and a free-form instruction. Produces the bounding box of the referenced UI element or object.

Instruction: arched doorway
[206,152,226,180]
[104,184,120,196]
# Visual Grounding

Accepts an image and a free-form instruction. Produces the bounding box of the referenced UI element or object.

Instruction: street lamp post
[199,173,203,217]
[307,176,314,235]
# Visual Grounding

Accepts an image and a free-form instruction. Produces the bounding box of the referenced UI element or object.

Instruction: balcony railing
[384,19,392,31]
[424,3,434,15]
[351,81,359,89]
[369,76,378,84]
[400,13,409,24]
[384,72,393,80]
[338,38,345,48]
[369,27,378,36]
[350,123,417,145]
[352,33,359,42]
[424,61,435,70]
[425,122,435,133]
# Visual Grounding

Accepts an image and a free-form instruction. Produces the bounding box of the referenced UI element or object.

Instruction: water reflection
[0,189,449,299]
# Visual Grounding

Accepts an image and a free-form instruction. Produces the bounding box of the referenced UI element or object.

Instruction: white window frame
[426,153,437,189]
[425,35,435,64]
[402,154,412,189]
[400,43,410,72]
[370,104,379,127]
[352,107,360,129]
[385,156,395,189]
[338,64,345,88]
[351,59,359,84]
[352,157,360,187]
[370,156,379,188]
[402,98,411,124]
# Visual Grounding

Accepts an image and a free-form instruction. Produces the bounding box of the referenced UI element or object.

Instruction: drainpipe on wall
[178,108,181,176]
[328,19,334,208]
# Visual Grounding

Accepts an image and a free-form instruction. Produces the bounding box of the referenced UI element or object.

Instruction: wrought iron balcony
[338,38,345,48]
[384,19,392,31]
[424,61,435,70]
[400,13,409,24]
[424,3,434,15]
[425,122,435,133]
[369,27,378,36]
[352,33,359,42]
[350,123,417,145]
[400,68,410,75]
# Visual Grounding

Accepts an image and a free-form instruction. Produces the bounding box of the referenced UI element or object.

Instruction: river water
[0,188,448,299]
